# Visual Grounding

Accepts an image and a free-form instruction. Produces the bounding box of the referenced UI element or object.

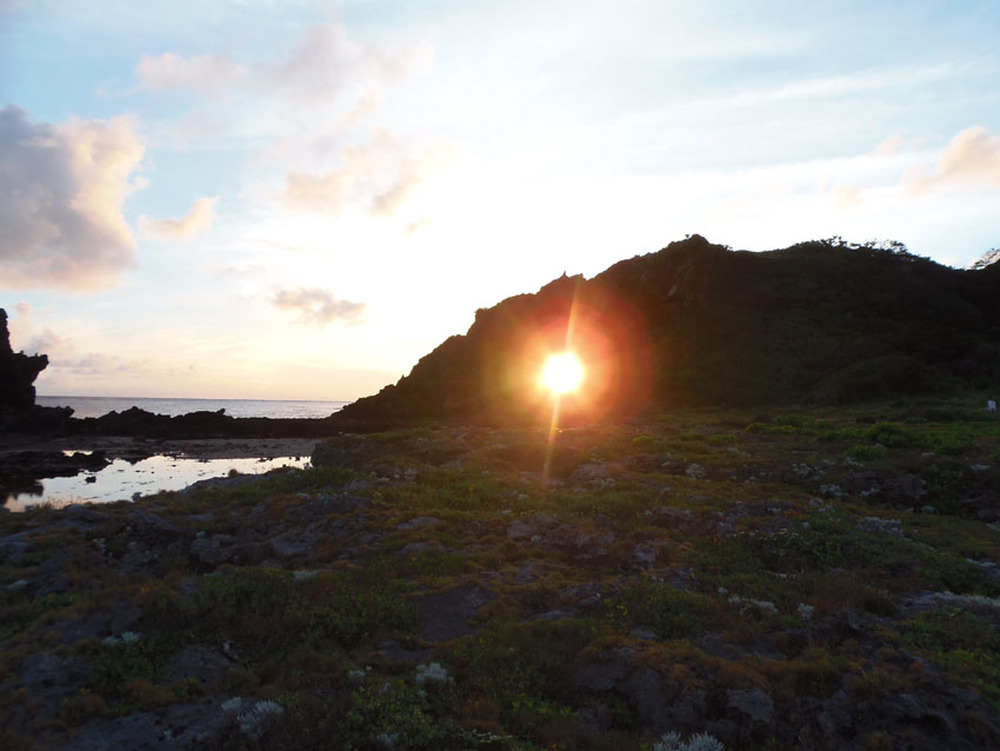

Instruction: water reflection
[3,454,310,512]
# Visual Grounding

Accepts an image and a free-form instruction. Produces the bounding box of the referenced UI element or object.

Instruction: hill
[336,236,1000,425]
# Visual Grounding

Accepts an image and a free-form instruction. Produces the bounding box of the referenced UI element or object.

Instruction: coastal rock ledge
[0,308,47,413]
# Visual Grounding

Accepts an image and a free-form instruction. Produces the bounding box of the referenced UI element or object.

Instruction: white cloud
[23,328,75,359]
[139,196,218,239]
[271,22,432,104]
[284,128,453,216]
[135,52,248,93]
[905,126,1000,193]
[6,310,156,380]
[273,287,365,326]
[875,134,905,156]
[0,106,144,291]
[830,184,863,209]
[132,22,430,122]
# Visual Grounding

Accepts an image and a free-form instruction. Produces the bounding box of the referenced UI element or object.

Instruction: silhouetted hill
[336,236,1000,425]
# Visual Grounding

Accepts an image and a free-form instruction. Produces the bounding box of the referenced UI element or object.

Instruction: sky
[2,0,1000,401]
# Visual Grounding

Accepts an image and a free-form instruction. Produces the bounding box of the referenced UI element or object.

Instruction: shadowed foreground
[2,398,999,749]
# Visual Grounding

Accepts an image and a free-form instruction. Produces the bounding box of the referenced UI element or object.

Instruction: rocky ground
[2,400,1000,749]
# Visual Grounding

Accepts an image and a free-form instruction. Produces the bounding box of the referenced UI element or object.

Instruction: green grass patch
[902,608,1000,709]
[141,567,419,665]
[448,618,594,739]
[615,581,715,639]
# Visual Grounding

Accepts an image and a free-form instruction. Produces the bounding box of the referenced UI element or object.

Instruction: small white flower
[797,603,814,621]
[121,631,141,644]
[293,569,318,581]
[415,661,452,686]
[252,699,283,716]
[729,595,777,614]
[347,667,371,684]
[236,699,284,740]
[654,730,727,751]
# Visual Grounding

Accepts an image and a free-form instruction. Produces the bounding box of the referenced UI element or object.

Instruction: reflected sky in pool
[3,454,310,512]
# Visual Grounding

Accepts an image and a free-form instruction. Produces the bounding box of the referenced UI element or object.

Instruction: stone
[190,534,237,566]
[397,516,441,530]
[17,652,92,719]
[110,600,143,635]
[506,520,533,541]
[621,667,681,730]
[166,644,235,685]
[628,543,657,570]
[417,586,496,642]
[574,647,634,692]
[268,529,319,559]
[55,697,232,750]
[377,640,430,663]
[727,687,775,725]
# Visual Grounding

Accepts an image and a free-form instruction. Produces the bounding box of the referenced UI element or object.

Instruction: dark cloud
[273,287,365,326]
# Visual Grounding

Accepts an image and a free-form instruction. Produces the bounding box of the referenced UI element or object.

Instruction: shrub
[844,443,887,461]
[621,582,713,639]
[863,421,923,449]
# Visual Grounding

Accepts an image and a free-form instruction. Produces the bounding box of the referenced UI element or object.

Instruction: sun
[540,351,585,395]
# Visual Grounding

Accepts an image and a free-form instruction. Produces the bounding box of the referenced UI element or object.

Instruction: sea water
[36,396,348,420]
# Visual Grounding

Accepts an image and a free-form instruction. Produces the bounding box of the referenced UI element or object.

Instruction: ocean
[36,396,349,420]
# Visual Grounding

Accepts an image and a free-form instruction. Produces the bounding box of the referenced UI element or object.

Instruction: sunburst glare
[540,351,585,395]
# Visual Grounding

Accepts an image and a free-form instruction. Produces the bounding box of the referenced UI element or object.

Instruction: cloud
[905,126,1000,193]
[23,328,75,359]
[135,52,248,93]
[271,22,432,103]
[12,317,160,378]
[273,287,365,326]
[139,196,218,239]
[284,128,452,216]
[132,23,430,119]
[830,184,863,209]
[875,134,905,156]
[0,105,144,291]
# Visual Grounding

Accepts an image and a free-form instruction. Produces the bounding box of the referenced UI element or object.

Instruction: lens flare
[540,351,584,395]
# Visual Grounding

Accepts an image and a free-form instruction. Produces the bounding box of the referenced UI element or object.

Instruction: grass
[3,395,1000,748]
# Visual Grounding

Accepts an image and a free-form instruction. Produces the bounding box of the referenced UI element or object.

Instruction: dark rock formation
[0,308,47,411]
[334,235,1000,425]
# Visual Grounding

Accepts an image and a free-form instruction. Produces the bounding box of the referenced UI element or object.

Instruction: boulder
[417,586,496,642]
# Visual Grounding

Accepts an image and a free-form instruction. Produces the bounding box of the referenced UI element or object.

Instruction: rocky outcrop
[334,235,1000,425]
[0,308,47,411]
